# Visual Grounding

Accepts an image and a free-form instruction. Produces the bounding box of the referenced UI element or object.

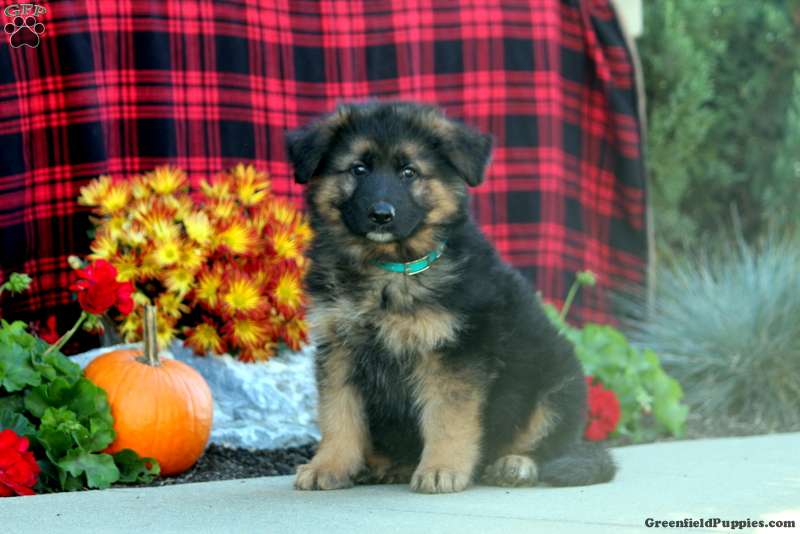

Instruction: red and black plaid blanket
[0,0,645,340]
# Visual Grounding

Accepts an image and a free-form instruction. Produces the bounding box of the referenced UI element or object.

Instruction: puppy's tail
[538,441,616,487]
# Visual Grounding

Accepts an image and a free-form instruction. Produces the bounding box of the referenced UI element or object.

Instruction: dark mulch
[136,443,317,487]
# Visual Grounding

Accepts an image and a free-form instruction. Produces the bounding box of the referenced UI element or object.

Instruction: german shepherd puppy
[286,102,615,493]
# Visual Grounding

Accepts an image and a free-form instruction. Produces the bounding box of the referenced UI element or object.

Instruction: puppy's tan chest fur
[309,273,462,356]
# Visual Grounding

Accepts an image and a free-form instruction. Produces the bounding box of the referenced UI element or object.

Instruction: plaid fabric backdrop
[0,0,645,344]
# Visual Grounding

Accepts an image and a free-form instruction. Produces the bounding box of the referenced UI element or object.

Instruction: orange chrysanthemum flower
[98,181,131,215]
[195,267,224,309]
[228,317,271,349]
[271,267,304,316]
[217,219,258,255]
[270,227,302,262]
[79,175,113,207]
[185,322,226,355]
[200,174,233,200]
[230,163,270,206]
[90,232,118,260]
[183,211,213,246]
[151,239,182,267]
[145,166,188,195]
[239,342,277,363]
[221,272,264,315]
[282,316,308,352]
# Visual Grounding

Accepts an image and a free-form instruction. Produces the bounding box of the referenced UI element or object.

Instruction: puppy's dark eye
[350,163,369,177]
[400,166,417,179]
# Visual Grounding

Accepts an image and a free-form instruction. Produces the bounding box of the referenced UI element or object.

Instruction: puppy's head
[286,102,492,256]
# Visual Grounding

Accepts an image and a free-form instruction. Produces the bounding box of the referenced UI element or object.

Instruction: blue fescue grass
[628,234,800,431]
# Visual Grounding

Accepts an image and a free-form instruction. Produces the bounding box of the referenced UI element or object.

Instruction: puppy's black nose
[368,201,395,225]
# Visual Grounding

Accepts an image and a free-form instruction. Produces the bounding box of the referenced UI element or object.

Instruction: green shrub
[627,235,800,431]
[640,0,800,252]
[543,274,688,442]
[0,319,159,491]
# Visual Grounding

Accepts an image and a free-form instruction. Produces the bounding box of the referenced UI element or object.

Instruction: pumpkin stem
[141,304,161,366]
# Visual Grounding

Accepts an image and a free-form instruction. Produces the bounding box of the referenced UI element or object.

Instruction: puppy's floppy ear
[285,105,353,184]
[285,124,325,184]
[442,121,494,187]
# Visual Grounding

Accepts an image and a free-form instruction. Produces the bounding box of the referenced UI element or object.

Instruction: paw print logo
[4,15,45,48]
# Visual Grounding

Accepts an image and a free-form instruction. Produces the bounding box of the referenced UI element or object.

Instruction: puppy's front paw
[294,462,354,491]
[410,466,471,494]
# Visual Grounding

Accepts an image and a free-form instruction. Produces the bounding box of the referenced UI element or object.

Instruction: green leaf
[0,342,41,392]
[87,415,115,452]
[24,377,75,417]
[114,449,160,483]
[57,450,120,490]
[0,394,24,413]
[0,408,36,436]
[67,379,112,421]
[30,346,80,384]
[37,407,86,460]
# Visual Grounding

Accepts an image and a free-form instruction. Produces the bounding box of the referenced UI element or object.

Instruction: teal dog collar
[372,241,447,275]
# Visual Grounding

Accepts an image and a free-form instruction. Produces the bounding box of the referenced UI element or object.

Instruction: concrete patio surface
[3,433,798,534]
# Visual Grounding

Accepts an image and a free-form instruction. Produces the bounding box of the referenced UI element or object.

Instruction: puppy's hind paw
[482,454,538,487]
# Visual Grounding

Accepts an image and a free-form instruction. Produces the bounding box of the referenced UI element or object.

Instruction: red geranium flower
[70,259,134,315]
[584,376,621,441]
[0,429,40,497]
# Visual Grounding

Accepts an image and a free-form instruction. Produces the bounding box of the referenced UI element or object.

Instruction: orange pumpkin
[85,305,213,476]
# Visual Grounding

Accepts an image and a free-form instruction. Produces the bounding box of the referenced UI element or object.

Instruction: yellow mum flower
[183,211,213,245]
[229,317,270,349]
[294,219,313,247]
[120,312,142,342]
[164,194,193,221]
[156,314,177,349]
[78,175,112,206]
[90,232,118,259]
[200,175,232,200]
[271,227,301,261]
[113,252,139,282]
[158,291,190,319]
[179,246,205,271]
[146,166,188,195]
[152,239,182,267]
[282,316,308,351]
[138,251,160,278]
[218,219,257,255]
[185,323,225,355]
[121,224,148,248]
[231,163,270,206]
[130,175,151,199]
[272,268,304,314]
[209,199,237,221]
[139,212,180,243]
[98,182,131,215]
[268,200,297,227]
[104,215,128,242]
[222,273,264,314]
[240,343,277,362]
[196,268,223,308]
[164,267,195,296]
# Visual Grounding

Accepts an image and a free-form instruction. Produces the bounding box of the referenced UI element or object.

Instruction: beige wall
[611,0,643,38]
